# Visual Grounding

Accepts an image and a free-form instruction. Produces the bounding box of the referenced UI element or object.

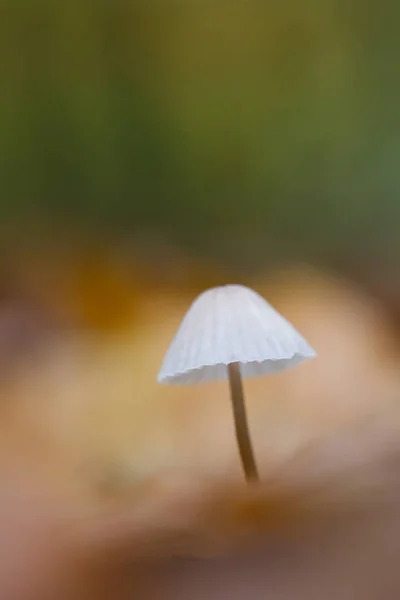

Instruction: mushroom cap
[157,285,316,385]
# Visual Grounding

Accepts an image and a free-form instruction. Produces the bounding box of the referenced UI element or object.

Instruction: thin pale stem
[227,362,259,483]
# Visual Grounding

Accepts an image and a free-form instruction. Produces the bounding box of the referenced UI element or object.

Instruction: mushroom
[157,285,316,483]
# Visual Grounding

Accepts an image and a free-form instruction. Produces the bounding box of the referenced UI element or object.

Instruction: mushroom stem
[227,362,259,483]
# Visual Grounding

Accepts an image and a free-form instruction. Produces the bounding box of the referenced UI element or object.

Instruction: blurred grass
[0,0,399,273]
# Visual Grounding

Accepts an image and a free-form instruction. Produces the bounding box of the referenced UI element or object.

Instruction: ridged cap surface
[158,285,316,385]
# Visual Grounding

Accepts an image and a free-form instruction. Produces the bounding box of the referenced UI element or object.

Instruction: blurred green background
[1,0,399,277]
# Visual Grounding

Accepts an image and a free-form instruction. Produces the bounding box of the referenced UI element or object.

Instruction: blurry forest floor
[0,245,398,510]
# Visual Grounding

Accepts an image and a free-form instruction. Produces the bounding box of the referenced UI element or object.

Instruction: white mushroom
[157,285,316,482]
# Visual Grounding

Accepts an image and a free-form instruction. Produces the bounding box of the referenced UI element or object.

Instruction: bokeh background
[0,0,399,500]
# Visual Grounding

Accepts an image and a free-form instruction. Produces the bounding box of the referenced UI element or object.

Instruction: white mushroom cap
[157,284,316,385]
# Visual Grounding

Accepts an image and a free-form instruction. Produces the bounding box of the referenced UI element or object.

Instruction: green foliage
[0,0,399,268]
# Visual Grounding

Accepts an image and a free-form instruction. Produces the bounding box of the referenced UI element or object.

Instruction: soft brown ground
[0,260,398,598]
